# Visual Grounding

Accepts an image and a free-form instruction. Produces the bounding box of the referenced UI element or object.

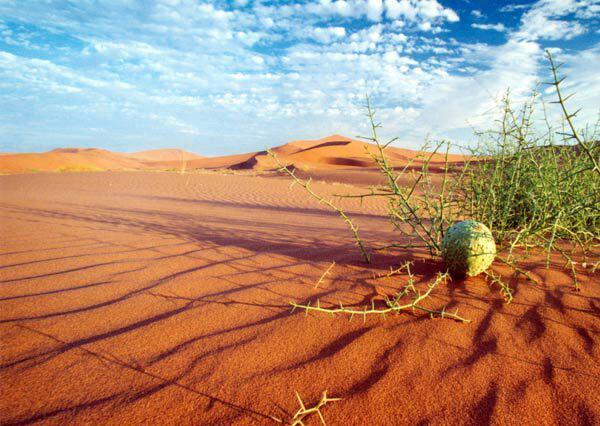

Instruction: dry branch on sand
[292,267,470,323]
[270,391,341,425]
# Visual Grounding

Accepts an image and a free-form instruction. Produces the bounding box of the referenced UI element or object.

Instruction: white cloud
[367,0,384,21]
[305,0,459,27]
[411,39,542,135]
[0,51,133,92]
[310,26,347,43]
[500,4,531,13]
[471,10,484,19]
[515,0,598,41]
[471,23,507,32]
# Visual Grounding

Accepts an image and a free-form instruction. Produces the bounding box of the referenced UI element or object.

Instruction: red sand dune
[1,171,598,425]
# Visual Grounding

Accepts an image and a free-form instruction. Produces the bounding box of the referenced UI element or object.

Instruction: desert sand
[0,139,599,425]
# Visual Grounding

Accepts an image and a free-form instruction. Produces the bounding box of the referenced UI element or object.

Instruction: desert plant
[337,99,468,257]
[459,51,599,286]
[344,51,597,290]
[278,50,597,315]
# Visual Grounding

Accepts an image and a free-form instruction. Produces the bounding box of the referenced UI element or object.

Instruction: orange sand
[1,170,598,425]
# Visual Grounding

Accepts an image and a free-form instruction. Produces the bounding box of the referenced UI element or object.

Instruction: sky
[0,0,599,155]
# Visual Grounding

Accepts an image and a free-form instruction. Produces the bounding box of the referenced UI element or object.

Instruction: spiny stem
[290,272,470,323]
[372,261,413,279]
[483,270,513,304]
[496,256,539,284]
[315,261,336,289]
[546,50,600,176]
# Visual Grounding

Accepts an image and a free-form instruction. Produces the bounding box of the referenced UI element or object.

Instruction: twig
[545,50,600,176]
[496,256,539,284]
[315,262,336,289]
[291,272,470,323]
[372,261,412,279]
[290,391,341,426]
[565,258,580,292]
[483,270,513,303]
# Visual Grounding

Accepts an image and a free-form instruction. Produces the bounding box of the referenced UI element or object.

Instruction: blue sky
[0,0,599,155]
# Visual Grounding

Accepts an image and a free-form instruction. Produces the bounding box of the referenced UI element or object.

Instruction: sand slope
[1,172,598,425]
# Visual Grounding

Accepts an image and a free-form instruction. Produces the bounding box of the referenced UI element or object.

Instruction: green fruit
[441,220,496,278]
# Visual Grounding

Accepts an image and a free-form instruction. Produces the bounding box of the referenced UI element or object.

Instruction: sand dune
[0,148,146,173]
[126,149,204,162]
[0,147,203,173]
[154,134,467,175]
[0,135,467,178]
[1,171,598,425]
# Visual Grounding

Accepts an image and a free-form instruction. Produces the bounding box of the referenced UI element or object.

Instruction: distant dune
[0,148,146,173]
[0,135,467,177]
[125,148,204,162]
[157,134,467,174]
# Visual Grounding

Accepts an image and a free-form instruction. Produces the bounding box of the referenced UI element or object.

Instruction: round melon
[441,220,496,278]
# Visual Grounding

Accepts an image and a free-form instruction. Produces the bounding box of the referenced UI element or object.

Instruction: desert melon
[442,220,496,278]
